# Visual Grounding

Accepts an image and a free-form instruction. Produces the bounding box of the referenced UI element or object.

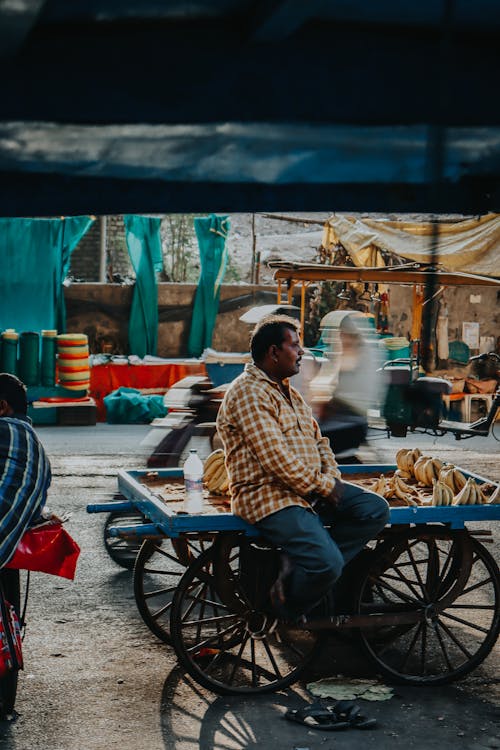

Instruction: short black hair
[0,373,28,415]
[250,315,300,362]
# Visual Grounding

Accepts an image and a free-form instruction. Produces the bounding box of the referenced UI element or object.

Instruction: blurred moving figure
[309,311,386,459]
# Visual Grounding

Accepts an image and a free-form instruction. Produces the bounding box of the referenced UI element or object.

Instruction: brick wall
[69,216,134,282]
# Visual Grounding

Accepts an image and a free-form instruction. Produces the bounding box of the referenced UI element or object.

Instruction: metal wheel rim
[103,511,147,569]
[134,536,209,644]
[356,531,500,685]
[170,541,324,695]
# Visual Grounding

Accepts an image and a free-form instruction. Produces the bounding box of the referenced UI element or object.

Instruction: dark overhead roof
[1,1,500,216]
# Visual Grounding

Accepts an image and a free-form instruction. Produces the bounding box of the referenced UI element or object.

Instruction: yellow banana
[203,449,224,474]
[467,479,484,505]
[392,476,407,502]
[213,466,229,494]
[396,474,418,496]
[206,461,226,492]
[411,448,422,464]
[431,458,443,478]
[218,476,230,495]
[422,459,432,486]
[452,468,467,494]
[373,475,387,497]
[432,479,441,506]
[439,466,455,492]
[203,460,224,485]
[441,483,454,506]
[487,484,500,504]
[453,478,473,506]
[396,449,409,472]
[413,457,429,485]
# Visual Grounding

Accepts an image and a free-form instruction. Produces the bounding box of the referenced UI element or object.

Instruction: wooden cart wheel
[170,533,324,695]
[0,569,21,719]
[133,536,211,644]
[103,510,149,570]
[354,528,500,685]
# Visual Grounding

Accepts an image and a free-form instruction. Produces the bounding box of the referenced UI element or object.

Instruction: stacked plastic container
[0,329,19,375]
[56,334,90,392]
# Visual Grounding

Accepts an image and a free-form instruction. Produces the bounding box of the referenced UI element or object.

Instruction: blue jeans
[254,482,390,619]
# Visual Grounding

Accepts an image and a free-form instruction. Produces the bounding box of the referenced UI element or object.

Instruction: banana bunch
[413,456,443,486]
[431,479,454,506]
[453,477,489,505]
[372,473,419,506]
[203,449,229,495]
[438,466,467,494]
[395,448,422,478]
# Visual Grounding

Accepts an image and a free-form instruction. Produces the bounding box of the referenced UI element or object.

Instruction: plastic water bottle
[183,449,204,514]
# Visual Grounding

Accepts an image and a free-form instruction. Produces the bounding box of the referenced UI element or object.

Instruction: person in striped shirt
[0,374,52,569]
[216,316,390,621]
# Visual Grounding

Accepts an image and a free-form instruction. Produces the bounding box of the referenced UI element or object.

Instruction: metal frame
[86,464,500,534]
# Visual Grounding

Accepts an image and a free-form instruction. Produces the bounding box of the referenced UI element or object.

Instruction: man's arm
[312,417,341,479]
[230,390,337,498]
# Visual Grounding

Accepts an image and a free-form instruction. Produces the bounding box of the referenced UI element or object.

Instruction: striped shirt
[0,415,52,567]
[216,363,341,524]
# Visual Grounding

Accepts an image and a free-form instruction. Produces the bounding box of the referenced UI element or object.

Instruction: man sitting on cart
[216,316,390,622]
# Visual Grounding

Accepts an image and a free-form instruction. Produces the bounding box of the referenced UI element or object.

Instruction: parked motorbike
[382,351,500,441]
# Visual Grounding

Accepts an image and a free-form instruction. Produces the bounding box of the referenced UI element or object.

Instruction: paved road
[1,424,499,750]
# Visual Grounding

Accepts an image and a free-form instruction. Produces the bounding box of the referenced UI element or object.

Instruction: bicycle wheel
[0,569,20,719]
[354,529,500,685]
[170,533,324,695]
[134,535,210,644]
[103,510,149,569]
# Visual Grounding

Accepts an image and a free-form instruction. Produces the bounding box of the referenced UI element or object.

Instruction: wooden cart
[87,464,500,695]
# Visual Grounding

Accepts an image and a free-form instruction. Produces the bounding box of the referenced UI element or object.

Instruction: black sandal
[285,701,350,730]
[284,700,377,731]
[329,700,378,729]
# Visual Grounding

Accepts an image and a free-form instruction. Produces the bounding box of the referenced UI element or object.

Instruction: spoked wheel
[354,528,500,685]
[170,533,324,695]
[0,569,21,719]
[134,535,211,644]
[104,510,150,570]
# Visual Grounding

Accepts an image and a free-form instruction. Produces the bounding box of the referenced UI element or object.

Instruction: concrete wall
[64,281,499,359]
[388,284,499,351]
[64,283,281,356]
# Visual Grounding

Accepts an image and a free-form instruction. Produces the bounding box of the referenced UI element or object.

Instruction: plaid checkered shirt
[0,415,51,567]
[216,363,341,524]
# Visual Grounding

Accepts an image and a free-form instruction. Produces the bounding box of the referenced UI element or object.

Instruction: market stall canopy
[269,262,500,288]
[0,0,500,215]
[324,214,500,277]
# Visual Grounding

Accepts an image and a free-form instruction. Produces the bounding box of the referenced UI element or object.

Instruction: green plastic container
[1,331,19,375]
[18,331,40,386]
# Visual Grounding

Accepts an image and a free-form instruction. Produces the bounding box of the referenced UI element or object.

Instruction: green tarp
[187,214,230,357]
[124,215,163,358]
[0,216,94,333]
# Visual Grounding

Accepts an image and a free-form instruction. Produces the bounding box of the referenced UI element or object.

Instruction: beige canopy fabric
[323,213,500,276]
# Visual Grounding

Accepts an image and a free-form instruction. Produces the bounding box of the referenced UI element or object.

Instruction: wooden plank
[270,263,500,287]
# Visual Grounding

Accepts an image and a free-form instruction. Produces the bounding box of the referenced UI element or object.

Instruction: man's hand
[324,478,344,508]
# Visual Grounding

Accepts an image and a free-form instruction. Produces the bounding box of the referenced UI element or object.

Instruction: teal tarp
[0,217,94,333]
[125,215,163,358]
[187,214,230,357]
[104,387,167,424]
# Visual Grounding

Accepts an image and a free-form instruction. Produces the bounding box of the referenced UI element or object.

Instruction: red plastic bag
[5,523,80,580]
